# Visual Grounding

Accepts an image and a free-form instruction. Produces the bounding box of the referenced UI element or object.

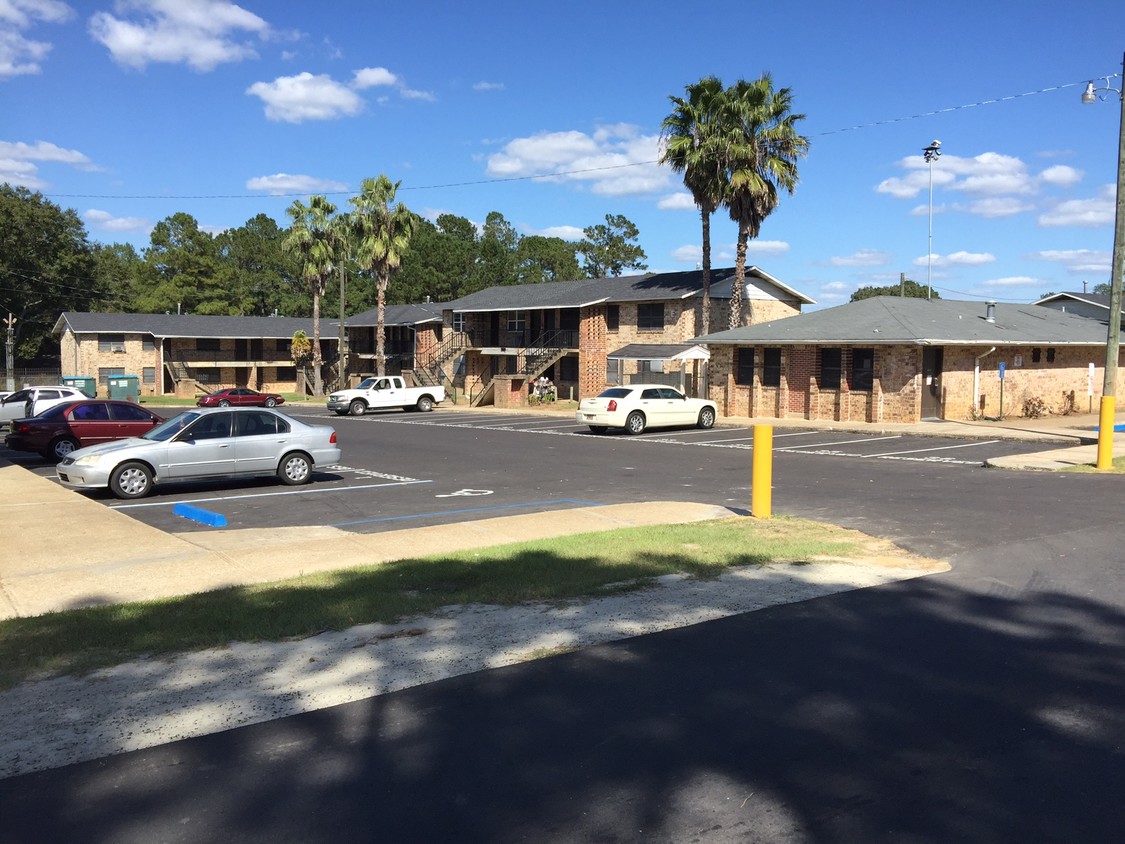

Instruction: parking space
[3,404,1052,538]
[338,408,1036,466]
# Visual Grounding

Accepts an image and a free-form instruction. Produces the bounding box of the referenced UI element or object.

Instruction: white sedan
[576,384,718,435]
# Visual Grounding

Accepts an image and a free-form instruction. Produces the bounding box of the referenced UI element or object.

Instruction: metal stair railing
[415,331,471,386]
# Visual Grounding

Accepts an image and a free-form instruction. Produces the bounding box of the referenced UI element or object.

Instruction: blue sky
[3,0,1124,309]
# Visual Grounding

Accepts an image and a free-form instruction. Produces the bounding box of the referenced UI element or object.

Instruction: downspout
[974,347,997,417]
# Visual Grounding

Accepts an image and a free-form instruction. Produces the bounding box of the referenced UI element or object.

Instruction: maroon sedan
[196,388,285,408]
[5,400,165,462]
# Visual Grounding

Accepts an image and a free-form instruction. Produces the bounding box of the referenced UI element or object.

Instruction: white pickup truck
[327,376,446,416]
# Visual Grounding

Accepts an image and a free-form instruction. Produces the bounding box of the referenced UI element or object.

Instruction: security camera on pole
[923,140,942,302]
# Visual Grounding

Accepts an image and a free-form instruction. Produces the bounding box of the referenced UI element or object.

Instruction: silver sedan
[576,384,718,435]
[56,407,341,499]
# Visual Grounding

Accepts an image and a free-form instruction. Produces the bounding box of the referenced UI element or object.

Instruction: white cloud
[352,66,397,89]
[245,173,348,194]
[979,276,1041,288]
[90,0,270,72]
[473,81,504,91]
[0,0,72,78]
[399,86,435,102]
[487,124,668,198]
[83,208,152,233]
[1038,185,1116,228]
[658,191,698,211]
[879,152,1035,200]
[1039,165,1082,187]
[671,244,701,263]
[0,156,45,188]
[826,248,890,267]
[911,251,996,268]
[1030,249,1111,275]
[532,224,584,241]
[963,197,1034,218]
[246,72,363,122]
[0,139,97,188]
[745,240,789,255]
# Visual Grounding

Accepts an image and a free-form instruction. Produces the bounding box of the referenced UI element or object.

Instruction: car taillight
[330,431,337,443]
[13,422,29,433]
[607,400,617,412]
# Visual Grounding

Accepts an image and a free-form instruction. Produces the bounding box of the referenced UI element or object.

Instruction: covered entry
[607,344,711,396]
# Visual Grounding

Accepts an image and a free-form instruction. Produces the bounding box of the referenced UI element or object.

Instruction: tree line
[0,181,648,364]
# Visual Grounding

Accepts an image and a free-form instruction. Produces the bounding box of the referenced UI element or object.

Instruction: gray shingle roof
[1033,291,1111,310]
[608,343,703,360]
[442,267,814,312]
[54,312,337,340]
[346,302,444,327]
[692,297,1112,346]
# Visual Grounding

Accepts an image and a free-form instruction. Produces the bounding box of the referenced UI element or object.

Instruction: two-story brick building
[693,296,1121,423]
[413,267,813,407]
[54,312,339,398]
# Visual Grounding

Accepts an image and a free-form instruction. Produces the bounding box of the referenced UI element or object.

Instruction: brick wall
[578,307,608,398]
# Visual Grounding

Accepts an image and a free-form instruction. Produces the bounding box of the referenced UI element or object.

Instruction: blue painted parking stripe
[172,502,228,527]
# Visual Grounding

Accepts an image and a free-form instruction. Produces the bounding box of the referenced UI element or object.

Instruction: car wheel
[416,395,434,412]
[697,407,716,429]
[625,411,646,435]
[588,425,607,434]
[349,399,366,416]
[48,436,80,461]
[278,452,312,485]
[265,397,277,407]
[219,399,231,407]
[110,461,153,499]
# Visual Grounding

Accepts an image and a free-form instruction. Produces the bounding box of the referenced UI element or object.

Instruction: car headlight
[74,453,104,466]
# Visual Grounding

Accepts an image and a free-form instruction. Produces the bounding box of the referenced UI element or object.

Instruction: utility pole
[338,263,348,390]
[4,313,16,393]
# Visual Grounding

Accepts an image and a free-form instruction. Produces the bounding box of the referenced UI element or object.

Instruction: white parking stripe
[110,478,433,509]
[868,439,1000,457]
[778,435,903,450]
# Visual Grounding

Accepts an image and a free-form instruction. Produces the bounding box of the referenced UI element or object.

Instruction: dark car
[5,400,165,461]
[196,388,285,408]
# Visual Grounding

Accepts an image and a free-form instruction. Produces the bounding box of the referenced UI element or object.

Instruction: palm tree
[661,75,727,338]
[283,195,339,396]
[720,74,809,330]
[350,175,415,376]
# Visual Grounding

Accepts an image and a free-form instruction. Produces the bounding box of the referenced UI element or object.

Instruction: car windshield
[356,378,377,389]
[143,411,201,442]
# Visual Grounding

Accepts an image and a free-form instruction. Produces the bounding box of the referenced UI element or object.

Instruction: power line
[40,75,1116,203]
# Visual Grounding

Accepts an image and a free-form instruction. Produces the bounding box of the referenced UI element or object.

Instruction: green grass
[0,517,868,689]
[1063,455,1125,473]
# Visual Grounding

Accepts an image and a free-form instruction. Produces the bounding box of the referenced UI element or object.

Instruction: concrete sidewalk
[3,405,1122,620]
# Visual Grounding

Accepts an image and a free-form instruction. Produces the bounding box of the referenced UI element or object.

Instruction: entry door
[921,347,944,419]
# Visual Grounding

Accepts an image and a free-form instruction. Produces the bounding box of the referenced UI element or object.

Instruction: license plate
[583,414,595,420]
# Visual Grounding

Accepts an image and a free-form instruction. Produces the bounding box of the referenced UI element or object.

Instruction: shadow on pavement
[1,573,1123,843]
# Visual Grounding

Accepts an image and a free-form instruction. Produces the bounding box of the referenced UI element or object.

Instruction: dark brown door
[921,347,944,419]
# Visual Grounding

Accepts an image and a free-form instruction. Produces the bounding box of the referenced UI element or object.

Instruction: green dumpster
[107,375,140,402]
[61,375,97,398]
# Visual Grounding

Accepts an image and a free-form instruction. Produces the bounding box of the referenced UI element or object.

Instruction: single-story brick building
[693,296,1121,423]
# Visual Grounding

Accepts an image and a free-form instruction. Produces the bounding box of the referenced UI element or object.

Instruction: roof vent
[985,301,996,323]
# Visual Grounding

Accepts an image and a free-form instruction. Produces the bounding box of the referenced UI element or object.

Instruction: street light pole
[923,140,942,302]
[1083,54,1125,470]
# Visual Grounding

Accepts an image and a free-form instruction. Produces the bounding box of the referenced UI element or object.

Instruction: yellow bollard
[1097,395,1116,470]
[752,424,773,519]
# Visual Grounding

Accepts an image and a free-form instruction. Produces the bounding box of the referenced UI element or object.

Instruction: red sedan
[196,388,286,408]
[4,400,165,461]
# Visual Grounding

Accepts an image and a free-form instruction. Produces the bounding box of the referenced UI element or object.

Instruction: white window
[506,311,527,332]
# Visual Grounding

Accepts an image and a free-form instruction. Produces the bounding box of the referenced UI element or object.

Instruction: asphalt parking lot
[1,404,1044,538]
